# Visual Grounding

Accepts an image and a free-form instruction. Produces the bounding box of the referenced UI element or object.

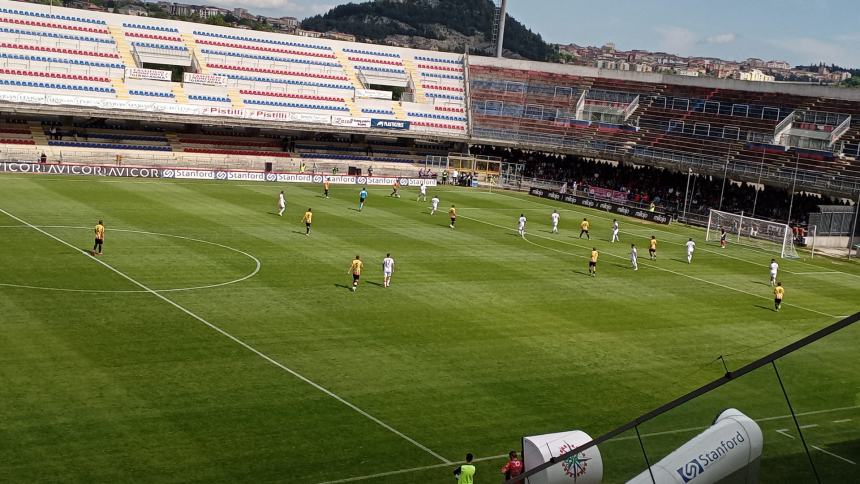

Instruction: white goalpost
[706,209,800,259]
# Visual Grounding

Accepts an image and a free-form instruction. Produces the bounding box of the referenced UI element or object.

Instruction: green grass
[0,173,857,483]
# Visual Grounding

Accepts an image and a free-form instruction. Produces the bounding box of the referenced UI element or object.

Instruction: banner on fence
[125,67,172,82]
[0,162,441,188]
[529,187,671,224]
[355,89,393,100]
[371,119,410,130]
[331,115,372,128]
[183,73,228,87]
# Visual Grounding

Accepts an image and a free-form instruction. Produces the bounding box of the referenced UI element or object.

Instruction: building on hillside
[766,60,791,70]
[268,16,299,31]
[117,5,148,16]
[325,31,356,42]
[736,69,775,82]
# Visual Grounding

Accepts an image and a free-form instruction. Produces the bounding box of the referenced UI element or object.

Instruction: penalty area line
[459,214,841,319]
[0,207,452,465]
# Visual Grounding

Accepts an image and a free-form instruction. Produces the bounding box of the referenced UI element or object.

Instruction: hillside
[301,0,554,60]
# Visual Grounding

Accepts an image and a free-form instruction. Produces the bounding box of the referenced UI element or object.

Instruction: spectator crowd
[472,146,850,226]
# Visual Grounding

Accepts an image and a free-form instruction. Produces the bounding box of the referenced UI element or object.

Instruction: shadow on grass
[750,280,772,287]
[366,281,383,287]
[754,304,775,312]
[334,284,352,292]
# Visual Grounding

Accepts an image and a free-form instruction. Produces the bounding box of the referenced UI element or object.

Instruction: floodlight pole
[682,167,692,221]
[849,190,860,260]
[751,148,765,218]
[495,0,508,58]
[786,151,800,227]
[718,151,730,210]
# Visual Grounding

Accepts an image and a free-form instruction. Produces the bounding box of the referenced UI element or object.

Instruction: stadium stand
[0,0,859,197]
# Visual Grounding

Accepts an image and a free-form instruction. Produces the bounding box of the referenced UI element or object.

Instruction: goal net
[706,209,799,259]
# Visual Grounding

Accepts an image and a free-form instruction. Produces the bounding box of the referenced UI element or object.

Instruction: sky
[205,0,860,67]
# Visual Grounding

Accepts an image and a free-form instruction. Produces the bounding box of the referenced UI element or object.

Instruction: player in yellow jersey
[92,219,105,256]
[323,178,331,199]
[448,205,457,229]
[649,235,657,260]
[589,247,599,276]
[301,208,313,236]
[773,282,784,311]
[579,218,590,239]
[347,255,363,292]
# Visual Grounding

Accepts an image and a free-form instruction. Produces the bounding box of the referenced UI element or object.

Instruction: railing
[510,312,860,483]
[772,109,796,144]
[470,129,860,195]
[575,90,586,120]
[623,94,639,121]
[830,115,852,146]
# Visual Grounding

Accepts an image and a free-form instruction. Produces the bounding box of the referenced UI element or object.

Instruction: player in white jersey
[630,244,638,271]
[685,238,696,263]
[611,219,620,242]
[382,253,395,288]
[430,195,440,215]
[517,214,527,238]
[417,183,427,202]
[551,210,560,234]
[277,190,286,216]
[769,259,779,286]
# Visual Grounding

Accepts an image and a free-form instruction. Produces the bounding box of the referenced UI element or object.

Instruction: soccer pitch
[0,173,857,483]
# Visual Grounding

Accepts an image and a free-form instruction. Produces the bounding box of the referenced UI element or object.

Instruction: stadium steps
[342,97,361,117]
[171,84,188,104]
[111,78,129,99]
[333,50,363,89]
[108,25,136,67]
[391,103,407,121]
[182,33,209,75]
[402,59,427,103]
[227,87,243,108]
[165,132,182,151]
[28,122,47,146]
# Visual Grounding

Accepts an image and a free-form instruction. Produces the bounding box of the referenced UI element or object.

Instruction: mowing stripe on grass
[0,207,452,465]
[460,214,841,320]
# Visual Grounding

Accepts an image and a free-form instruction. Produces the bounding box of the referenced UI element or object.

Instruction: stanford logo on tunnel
[216,171,228,180]
[266,173,276,182]
[312,175,323,183]
[558,442,591,480]
[677,459,704,483]
[162,169,175,178]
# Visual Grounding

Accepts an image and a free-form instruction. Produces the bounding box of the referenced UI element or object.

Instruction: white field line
[775,426,857,466]
[321,404,860,483]
[0,207,451,465]
[799,424,820,429]
[812,445,857,465]
[481,190,860,277]
[460,214,841,319]
[0,225,260,293]
[315,453,509,484]
[833,419,852,423]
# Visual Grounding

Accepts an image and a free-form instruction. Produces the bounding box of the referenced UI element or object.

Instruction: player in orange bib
[347,255,363,292]
[323,178,331,199]
[301,208,313,236]
[589,247,599,277]
[649,236,657,260]
[92,219,105,256]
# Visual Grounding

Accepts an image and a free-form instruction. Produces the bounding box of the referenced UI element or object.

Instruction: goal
[706,209,799,259]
